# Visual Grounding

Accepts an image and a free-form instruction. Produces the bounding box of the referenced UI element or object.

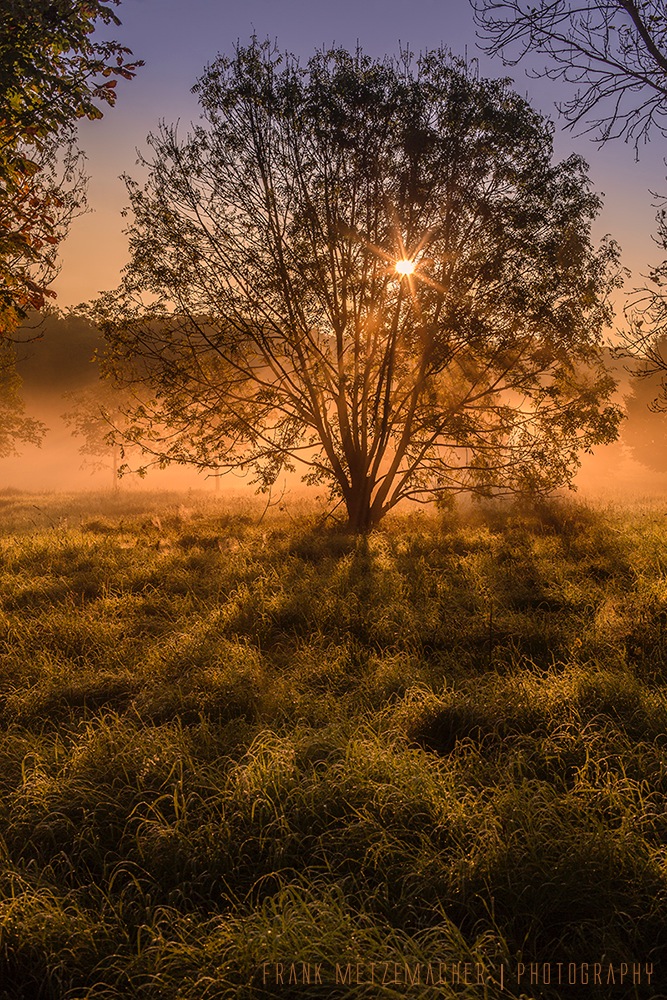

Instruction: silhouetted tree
[472,1,667,405]
[94,41,622,531]
[0,343,45,457]
[622,352,667,470]
[62,381,130,490]
[0,1,140,458]
[16,308,104,394]
[618,198,667,401]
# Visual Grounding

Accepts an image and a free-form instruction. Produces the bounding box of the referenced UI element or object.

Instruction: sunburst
[344,207,446,301]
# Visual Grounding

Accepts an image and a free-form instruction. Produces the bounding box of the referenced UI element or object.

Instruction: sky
[8,0,667,494]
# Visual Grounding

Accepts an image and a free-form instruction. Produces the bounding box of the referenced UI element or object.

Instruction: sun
[394,259,416,276]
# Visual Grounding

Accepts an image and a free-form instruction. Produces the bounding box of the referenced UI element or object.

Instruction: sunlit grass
[0,491,665,996]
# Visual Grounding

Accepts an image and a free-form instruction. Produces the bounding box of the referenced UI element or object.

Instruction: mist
[6,310,667,504]
[6,311,243,494]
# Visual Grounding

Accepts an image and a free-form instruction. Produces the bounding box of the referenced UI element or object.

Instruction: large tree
[0,0,141,338]
[94,42,621,531]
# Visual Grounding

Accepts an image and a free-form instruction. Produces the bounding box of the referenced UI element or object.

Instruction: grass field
[0,489,665,999]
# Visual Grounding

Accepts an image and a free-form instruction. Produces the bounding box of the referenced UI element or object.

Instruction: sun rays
[345,204,448,305]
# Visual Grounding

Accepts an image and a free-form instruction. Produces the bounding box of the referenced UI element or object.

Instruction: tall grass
[0,491,665,997]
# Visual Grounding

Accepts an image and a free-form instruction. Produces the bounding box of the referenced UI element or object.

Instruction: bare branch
[472,0,667,149]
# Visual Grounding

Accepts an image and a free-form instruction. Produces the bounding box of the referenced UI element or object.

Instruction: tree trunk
[344,476,382,532]
[112,444,119,493]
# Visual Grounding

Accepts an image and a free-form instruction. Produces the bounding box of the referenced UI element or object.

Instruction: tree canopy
[0,0,141,337]
[471,2,667,456]
[0,341,45,457]
[95,41,622,531]
[62,379,133,490]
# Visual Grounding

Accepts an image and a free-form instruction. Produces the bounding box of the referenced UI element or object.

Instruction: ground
[0,489,665,998]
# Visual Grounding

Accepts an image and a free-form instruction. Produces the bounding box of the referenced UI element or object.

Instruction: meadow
[0,488,665,999]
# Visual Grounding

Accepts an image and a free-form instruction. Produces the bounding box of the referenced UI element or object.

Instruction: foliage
[0,492,665,996]
[62,379,137,489]
[0,0,141,336]
[95,41,621,531]
[472,0,667,149]
[0,342,46,456]
[0,139,86,338]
